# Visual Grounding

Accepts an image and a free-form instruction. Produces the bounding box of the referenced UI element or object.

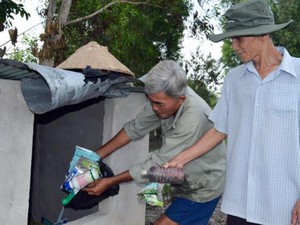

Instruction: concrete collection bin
[0,41,151,224]
[0,67,148,224]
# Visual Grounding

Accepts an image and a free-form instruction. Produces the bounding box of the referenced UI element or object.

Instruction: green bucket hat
[208,0,293,42]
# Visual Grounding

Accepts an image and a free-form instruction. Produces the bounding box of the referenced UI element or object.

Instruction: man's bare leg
[154,214,179,225]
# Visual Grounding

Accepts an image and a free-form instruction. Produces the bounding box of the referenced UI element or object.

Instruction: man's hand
[83,170,133,196]
[163,157,184,169]
[83,177,113,196]
[291,199,300,225]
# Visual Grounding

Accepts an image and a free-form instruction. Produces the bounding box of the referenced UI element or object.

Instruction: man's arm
[164,127,226,168]
[84,170,133,196]
[291,199,300,225]
[96,128,131,159]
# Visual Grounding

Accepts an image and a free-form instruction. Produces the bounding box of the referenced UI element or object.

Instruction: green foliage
[270,0,300,57]
[183,1,227,106]
[188,1,224,41]
[220,39,241,73]
[8,34,39,63]
[187,77,219,107]
[59,0,191,77]
[185,47,223,107]
[0,0,30,31]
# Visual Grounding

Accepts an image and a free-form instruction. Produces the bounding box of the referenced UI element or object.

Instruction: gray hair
[140,60,187,98]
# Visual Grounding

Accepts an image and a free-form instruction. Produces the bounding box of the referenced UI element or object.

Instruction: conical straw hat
[57,41,134,76]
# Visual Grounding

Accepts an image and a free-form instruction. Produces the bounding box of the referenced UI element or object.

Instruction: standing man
[85,60,226,225]
[164,0,300,225]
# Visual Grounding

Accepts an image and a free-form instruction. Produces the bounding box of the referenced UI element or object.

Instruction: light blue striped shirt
[209,47,300,225]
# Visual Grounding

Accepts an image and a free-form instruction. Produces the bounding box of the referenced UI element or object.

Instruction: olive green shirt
[125,87,226,202]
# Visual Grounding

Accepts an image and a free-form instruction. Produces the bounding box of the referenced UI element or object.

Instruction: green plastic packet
[138,183,164,207]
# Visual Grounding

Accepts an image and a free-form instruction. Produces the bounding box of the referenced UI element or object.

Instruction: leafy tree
[185,47,223,107]
[35,0,191,77]
[182,0,226,105]
[189,0,223,40]
[59,0,191,77]
[270,0,300,57]
[7,34,39,63]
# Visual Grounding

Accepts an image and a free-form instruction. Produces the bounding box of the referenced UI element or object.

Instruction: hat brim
[208,20,293,42]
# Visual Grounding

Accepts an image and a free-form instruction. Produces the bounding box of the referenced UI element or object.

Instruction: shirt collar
[243,47,298,78]
[276,47,298,78]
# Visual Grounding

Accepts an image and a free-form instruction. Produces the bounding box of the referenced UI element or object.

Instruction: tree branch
[59,0,72,25]
[46,0,57,25]
[65,0,162,26]
[0,21,44,48]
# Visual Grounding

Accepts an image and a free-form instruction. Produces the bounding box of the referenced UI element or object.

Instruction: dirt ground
[208,200,227,225]
[145,198,227,225]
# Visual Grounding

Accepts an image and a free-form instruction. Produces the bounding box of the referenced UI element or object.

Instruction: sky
[0,0,43,52]
[180,0,223,60]
[0,0,222,60]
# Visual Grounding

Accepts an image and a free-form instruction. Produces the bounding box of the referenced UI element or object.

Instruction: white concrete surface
[0,79,34,225]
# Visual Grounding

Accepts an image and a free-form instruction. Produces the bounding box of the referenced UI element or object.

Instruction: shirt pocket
[266,85,298,116]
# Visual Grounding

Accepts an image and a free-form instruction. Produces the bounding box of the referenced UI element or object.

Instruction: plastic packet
[61,146,102,207]
[61,166,84,192]
[68,146,100,173]
[138,183,164,207]
[61,156,101,192]
[77,156,101,175]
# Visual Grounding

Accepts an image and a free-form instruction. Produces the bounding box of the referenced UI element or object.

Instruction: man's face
[147,91,186,119]
[230,36,264,63]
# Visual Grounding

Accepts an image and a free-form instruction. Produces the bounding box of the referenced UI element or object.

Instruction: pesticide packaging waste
[138,183,165,207]
[64,167,99,191]
[62,189,77,206]
[61,149,101,206]
[62,168,100,206]
[141,166,185,184]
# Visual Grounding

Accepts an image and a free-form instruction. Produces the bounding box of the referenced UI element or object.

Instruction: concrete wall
[0,79,34,225]
[68,92,148,225]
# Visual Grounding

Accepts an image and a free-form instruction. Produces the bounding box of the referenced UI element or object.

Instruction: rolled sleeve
[124,102,160,140]
[129,157,158,184]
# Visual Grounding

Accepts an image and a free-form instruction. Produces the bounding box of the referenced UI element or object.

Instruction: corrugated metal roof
[0,59,39,80]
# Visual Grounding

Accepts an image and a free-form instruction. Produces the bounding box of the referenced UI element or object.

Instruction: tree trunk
[38,0,72,66]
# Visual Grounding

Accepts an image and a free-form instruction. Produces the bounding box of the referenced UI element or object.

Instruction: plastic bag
[61,146,119,210]
[64,160,119,210]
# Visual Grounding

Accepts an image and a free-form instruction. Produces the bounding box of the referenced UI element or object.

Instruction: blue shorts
[165,196,221,225]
